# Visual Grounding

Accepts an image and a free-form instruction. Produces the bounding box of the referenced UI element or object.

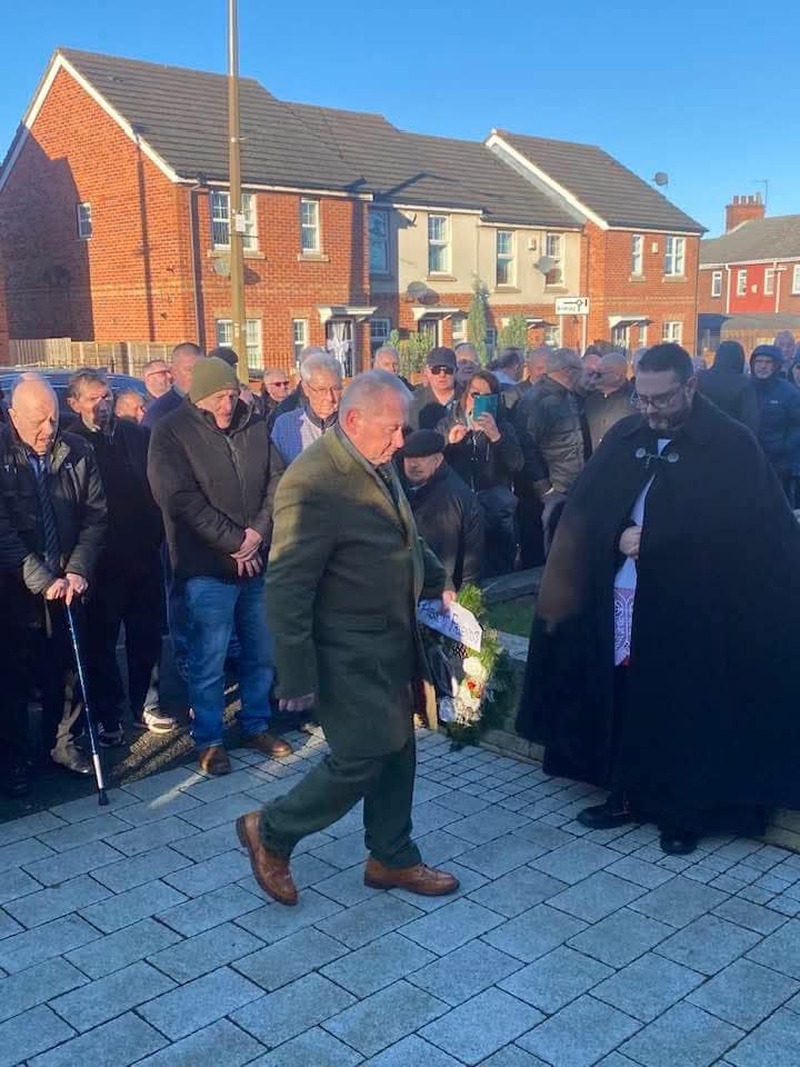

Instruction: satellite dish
[212,258,231,277]
[406,281,429,300]
[653,172,669,187]
[534,256,557,275]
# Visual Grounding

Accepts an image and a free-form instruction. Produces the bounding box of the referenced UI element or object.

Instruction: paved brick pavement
[2,728,800,1065]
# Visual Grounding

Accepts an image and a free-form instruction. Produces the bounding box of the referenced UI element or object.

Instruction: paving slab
[3,730,800,1067]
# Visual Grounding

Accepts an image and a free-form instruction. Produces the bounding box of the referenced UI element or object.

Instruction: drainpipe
[725,266,732,315]
[187,183,206,349]
[774,259,781,314]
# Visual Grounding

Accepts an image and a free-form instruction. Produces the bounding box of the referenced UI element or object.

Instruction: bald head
[9,375,59,455]
[598,351,629,393]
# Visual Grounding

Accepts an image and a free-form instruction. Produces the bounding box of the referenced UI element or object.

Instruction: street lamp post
[228,0,246,359]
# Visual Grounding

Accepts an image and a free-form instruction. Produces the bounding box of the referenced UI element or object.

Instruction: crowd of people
[1,329,800,876]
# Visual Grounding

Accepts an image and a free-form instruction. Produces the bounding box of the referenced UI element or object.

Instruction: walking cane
[65,602,109,806]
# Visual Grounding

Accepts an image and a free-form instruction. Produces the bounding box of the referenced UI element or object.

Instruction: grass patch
[486,596,534,637]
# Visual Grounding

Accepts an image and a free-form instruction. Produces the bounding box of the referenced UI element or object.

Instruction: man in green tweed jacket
[237,370,459,904]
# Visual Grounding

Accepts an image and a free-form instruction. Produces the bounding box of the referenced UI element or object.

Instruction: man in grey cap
[408,347,460,430]
[148,357,290,775]
[401,429,484,590]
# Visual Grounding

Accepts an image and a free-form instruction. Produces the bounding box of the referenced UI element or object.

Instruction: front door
[418,316,441,347]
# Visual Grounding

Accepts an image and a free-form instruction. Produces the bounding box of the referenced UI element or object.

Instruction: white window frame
[496,230,515,287]
[793,264,800,294]
[369,208,390,276]
[544,323,561,347]
[664,236,686,277]
[292,319,308,365]
[485,326,498,356]
[300,198,320,254]
[76,202,92,240]
[737,269,748,296]
[639,323,649,348]
[211,191,258,251]
[215,317,263,372]
[662,321,683,344]
[451,314,467,344]
[370,318,391,353]
[544,232,564,286]
[711,270,723,298]
[764,268,776,296]
[427,215,451,275]
[631,234,643,276]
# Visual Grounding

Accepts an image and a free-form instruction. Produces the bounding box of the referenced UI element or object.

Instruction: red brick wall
[0,64,371,375]
[0,258,8,363]
[584,225,700,351]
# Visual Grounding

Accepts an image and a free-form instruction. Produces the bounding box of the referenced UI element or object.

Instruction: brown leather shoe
[364,857,460,896]
[198,744,231,776]
[236,811,298,906]
[243,732,293,759]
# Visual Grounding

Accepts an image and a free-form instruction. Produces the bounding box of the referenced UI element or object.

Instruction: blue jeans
[184,573,275,751]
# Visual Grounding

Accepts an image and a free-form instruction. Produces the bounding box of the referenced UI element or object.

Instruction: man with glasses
[271,351,342,465]
[259,368,292,425]
[408,347,459,430]
[517,342,800,856]
[583,351,634,453]
[142,359,172,402]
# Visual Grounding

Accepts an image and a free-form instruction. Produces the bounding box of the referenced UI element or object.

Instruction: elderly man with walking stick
[0,374,106,796]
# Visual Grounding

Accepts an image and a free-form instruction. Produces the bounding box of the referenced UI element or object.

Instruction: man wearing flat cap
[402,429,484,590]
[148,356,290,775]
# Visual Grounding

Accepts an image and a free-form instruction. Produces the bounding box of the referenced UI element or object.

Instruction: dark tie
[32,455,61,571]
[377,463,400,508]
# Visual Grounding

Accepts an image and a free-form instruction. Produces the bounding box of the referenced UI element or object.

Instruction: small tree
[467,278,489,365]
[498,314,529,353]
[397,331,434,379]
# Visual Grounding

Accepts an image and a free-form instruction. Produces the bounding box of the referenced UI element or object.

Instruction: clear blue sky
[3,0,799,236]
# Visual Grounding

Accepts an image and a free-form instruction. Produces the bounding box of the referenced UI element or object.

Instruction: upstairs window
[428,215,451,274]
[711,270,723,298]
[664,236,685,276]
[369,209,390,275]
[631,234,643,276]
[737,269,748,296]
[544,233,564,286]
[300,199,320,253]
[77,202,92,240]
[211,191,257,251]
[764,268,776,296]
[496,230,515,286]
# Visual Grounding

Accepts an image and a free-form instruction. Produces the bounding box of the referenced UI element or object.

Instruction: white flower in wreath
[438,696,457,722]
[462,657,489,684]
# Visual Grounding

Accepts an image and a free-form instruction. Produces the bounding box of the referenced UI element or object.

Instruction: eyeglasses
[269,380,290,387]
[469,391,490,399]
[631,384,685,410]
[429,366,455,376]
[306,383,343,395]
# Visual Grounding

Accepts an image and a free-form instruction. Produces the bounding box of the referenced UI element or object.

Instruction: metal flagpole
[228,0,246,357]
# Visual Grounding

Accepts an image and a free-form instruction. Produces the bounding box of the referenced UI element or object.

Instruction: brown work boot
[236,811,298,906]
[243,732,293,759]
[198,744,231,777]
[364,857,459,896]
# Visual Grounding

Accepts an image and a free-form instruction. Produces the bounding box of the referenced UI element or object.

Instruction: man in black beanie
[401,429,484,589]
[148,357,290,775]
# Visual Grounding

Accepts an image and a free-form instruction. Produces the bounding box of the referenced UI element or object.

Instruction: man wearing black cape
[516,343,800,855]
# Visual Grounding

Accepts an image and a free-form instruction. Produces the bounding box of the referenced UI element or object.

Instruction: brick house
[287,104,585,352]
[0,49,375,375]
[486,133,705,354]
[698,195,800,352]
[0,48,705,373]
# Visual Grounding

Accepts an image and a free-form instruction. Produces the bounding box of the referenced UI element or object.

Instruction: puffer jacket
[0,424,107,600]
[148,397,284,581]
[750,366,800,475]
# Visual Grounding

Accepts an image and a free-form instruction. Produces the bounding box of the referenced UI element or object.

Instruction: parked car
[0,368,147,424]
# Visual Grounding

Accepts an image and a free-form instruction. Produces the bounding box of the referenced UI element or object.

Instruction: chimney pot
[725,193,766,232]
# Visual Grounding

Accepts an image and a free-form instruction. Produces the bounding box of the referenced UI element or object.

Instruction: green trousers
[258,734,422,869]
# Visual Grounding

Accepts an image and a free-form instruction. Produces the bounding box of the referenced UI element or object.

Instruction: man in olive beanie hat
[149,357,290,775]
